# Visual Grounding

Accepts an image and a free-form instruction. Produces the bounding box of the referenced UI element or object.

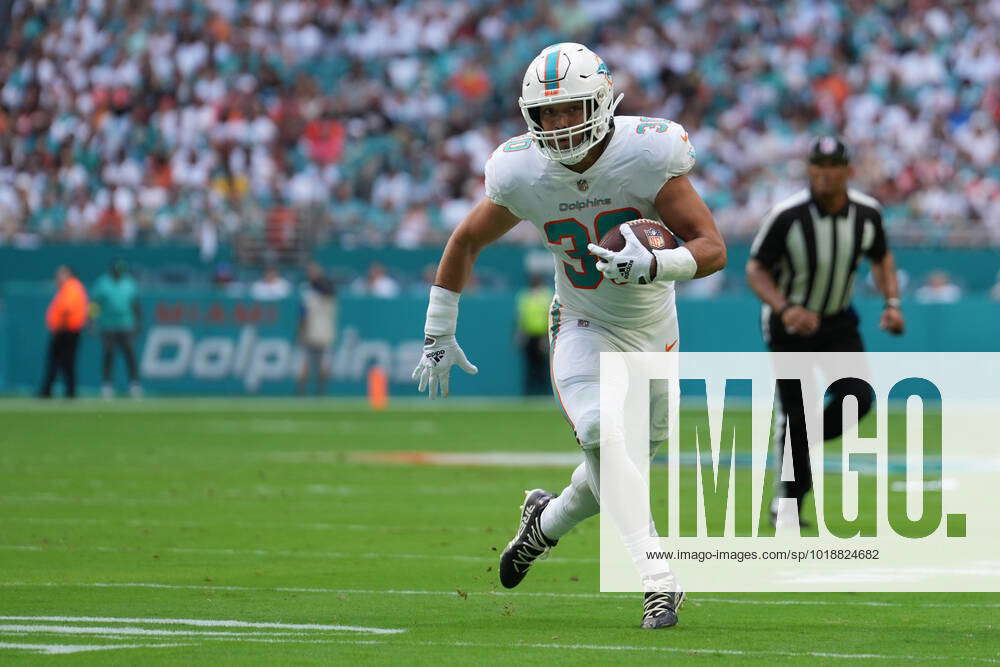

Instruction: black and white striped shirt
[750,188,887,325]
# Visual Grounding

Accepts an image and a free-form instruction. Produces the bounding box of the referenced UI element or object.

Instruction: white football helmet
[518,43,623,165]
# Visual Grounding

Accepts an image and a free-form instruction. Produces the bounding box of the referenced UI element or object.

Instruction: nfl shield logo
[577,179,589,192]
[645,228,666,249]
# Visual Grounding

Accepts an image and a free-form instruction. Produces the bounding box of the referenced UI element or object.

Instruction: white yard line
[0,642,190,655]
[0,494,189,507]
[0,624,315,638]
[195,637,1000,663]
[1,634,991,663]
[1,581,998,608]
[0,615,993,662]
[0,544,595,564]
[0,616,405,635]
[0,624,391,638]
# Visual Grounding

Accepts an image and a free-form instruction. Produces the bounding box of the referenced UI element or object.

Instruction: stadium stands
[0,0,997,250]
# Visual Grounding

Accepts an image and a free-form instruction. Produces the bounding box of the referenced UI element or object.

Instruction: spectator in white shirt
[915,270,962,304]
[250,266,292,300]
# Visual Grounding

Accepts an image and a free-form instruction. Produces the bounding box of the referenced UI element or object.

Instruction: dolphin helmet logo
[596,62,612,84]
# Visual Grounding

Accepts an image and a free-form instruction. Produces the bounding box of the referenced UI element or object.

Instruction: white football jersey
[485,115,696,328]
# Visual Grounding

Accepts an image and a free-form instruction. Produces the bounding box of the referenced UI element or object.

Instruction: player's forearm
[433,232,480,294]
[433,199,519,292]
[684,237,727,278]
[746,260,788,311]
[652,175,726,279]
[871,253,900,302]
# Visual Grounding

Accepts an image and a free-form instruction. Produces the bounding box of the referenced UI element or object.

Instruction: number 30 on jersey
[544,208,640,289]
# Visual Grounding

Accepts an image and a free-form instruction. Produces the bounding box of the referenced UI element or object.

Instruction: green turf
[0,399,996,664]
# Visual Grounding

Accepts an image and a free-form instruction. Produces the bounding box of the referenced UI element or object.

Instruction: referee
[746,136,905,524]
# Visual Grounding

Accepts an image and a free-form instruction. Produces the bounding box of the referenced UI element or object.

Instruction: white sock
[597,430,673,583]
[544,427,674,585]
[539,462,599,540]
[621,523,673,583]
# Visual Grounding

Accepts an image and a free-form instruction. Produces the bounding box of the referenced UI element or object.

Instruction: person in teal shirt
[91,259,142,398]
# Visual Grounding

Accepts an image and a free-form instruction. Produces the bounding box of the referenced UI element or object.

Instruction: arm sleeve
[750,206,787,269]
[865,210,888,261]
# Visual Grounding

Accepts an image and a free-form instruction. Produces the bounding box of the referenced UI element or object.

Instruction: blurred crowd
[0,0,998,250]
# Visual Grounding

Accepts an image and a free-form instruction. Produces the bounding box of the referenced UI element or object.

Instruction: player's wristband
[651,246,697,283]
[884,297,901,310]
[424,285,461,336]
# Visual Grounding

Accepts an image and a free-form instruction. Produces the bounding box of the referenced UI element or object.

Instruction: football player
[412,43,726,629]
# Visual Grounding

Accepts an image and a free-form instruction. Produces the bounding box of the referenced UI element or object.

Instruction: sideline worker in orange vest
[39,265,89,398]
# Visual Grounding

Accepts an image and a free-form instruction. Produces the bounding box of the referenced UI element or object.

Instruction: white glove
[587,224,698,284]
[412,334,478,399]
[411,286,478,399]
[587,224,655,285]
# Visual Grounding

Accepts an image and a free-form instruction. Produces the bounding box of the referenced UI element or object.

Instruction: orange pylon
[368,365,388,411]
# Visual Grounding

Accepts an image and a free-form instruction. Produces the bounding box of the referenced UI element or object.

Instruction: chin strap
[609,92,624,115]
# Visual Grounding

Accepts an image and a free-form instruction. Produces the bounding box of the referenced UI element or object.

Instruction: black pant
[522,335,550,396]
[40,330,81,398]
[102,330,138,383]
[767,308,874,504]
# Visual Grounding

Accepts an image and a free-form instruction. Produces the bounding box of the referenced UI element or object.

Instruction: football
[598,218,678,253]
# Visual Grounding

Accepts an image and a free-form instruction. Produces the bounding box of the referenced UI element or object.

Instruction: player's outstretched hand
[587,224,655,285]
[411,334,478,399]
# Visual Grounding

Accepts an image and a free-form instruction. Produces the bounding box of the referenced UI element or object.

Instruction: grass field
[0,398,997,664]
